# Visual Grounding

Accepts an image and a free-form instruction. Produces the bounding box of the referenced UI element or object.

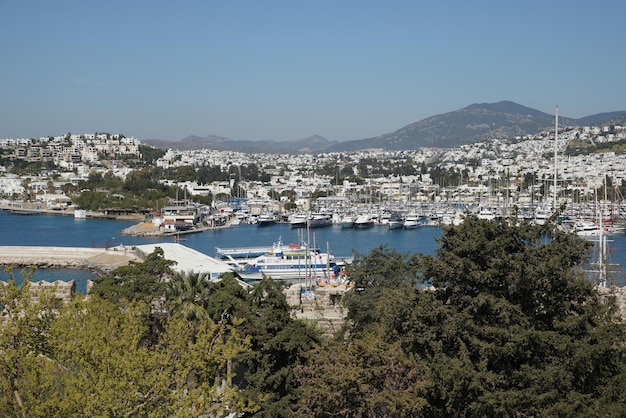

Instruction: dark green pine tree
[411,215,626,416]
[294,216,626,416]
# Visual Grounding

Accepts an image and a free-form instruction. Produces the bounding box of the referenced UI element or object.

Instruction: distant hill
[327,101,553,152]
[143,134,337,154]
[574,111,626,127]
[143,101,626,153]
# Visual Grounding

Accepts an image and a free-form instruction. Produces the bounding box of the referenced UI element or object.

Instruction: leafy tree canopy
[297,216,626,416]
[89,247,175,304]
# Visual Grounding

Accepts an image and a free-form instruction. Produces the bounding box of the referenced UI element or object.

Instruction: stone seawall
[0,246,141,272]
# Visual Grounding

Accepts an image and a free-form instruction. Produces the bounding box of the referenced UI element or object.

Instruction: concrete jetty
[0,246,141,272]
[121,221,233,237]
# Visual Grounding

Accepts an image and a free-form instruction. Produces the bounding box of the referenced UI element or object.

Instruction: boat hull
[388,220,403,230]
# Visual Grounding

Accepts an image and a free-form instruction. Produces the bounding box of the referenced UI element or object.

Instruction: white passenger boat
[388,212,404,230]
[403,214,421,229]
[289,212,309,228]
[234,238,339,282]
[353,214,375,229]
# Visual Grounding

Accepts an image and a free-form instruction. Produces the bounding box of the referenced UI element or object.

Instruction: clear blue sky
[1,1,624,142]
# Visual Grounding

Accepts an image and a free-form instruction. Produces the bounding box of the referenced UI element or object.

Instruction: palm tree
[165,270,213,390]
[166,270,211,323]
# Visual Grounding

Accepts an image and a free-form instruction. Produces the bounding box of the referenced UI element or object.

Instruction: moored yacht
[388,212,404,230]
[403,214,421,229]
[354,214,375,229]
[308,212,333,228]
[340,214,356,228]
[257,213,277,227]
[289,212,309,228]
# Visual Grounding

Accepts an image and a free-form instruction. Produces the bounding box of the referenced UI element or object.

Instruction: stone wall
[597,285,626,321]
[284,283,626,337]
[29,280,76,304]
[0,279,76,307]
[285,283,350,336]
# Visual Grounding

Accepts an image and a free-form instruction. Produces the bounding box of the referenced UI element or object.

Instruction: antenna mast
[554,106,558,211]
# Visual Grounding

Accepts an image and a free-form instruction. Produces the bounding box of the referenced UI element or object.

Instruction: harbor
[1,209,625,283]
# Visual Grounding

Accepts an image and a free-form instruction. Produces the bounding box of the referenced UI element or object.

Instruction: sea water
[1,211,624,289]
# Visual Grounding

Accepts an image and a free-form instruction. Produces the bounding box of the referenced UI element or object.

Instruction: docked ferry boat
[228,238,339,282]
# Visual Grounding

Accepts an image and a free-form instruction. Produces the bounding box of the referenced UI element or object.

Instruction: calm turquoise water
[1,211,624,289]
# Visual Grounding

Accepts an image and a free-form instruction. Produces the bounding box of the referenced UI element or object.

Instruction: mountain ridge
[143,101,626,153]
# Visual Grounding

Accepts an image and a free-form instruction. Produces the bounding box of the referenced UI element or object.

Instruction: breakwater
[0,246,140,272]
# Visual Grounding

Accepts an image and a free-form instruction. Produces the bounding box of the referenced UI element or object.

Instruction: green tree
[89,247,174,304]
[295,329,428,417]
[409,215,626,416]
[237,278,323,417]
[166,270,212,323]
[342,245,420,337]
[138,144,166,165]
[47,298,161,416]
[0,267,62,416]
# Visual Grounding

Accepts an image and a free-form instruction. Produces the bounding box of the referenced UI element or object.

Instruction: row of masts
[555,106,613,288]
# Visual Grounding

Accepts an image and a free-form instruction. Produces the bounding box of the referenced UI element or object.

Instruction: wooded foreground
[2,215,625,417]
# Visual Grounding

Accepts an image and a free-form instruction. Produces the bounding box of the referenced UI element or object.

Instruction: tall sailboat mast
[554,106,559,210]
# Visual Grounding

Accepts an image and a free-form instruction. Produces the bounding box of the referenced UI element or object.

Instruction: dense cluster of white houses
[0,133,141,171]
[1,123,626,221]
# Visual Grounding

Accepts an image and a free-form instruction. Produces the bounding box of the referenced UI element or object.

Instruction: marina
[1,207,626,288]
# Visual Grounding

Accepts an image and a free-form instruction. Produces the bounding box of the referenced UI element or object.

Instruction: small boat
[353,214,375,229]
[340,214,356,228]
[289,213,309,228]
[574,220,604,237]
[388,212,404,230]
[308,212,333,228]
[403,214,421,229]
[256,213,277,227]
[476,207,496,221]
[421,215,440,227]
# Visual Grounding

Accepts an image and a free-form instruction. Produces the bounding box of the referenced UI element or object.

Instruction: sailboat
[584,197,620,288]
